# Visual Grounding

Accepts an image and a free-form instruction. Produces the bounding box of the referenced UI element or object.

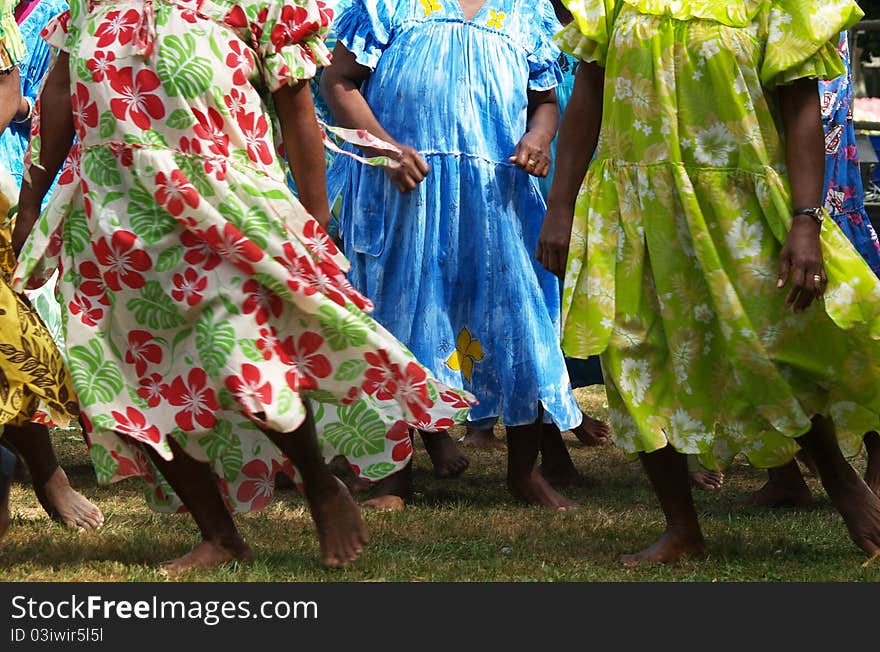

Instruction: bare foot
[460,427,506,450]
[572,413,611,446]
[690,469,724,491]
[307,479,369,568]
[34,467,104,529]
[740,461,812,508]
[508,467,578,511]
[362,495,405,512]
[160,538,252,576]
[825,475,880,557]
[421,431,469,479]
[620,528,707,568]
[539,462,583,488]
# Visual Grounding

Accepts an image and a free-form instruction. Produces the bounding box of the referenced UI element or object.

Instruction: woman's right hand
[385,145,430,193]
[537,202,576,278]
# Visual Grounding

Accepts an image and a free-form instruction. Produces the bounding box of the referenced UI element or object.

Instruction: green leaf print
[277,386,294,414]
[156,244,184,272]
[218,202,271,249]
[83,148,121,187]
[334,359,367,382]
[157,34,213,99]
[307,389,340,406]
[173,153,215,198]
[76,55,93,84]
[317,305,369,351]
[231,149,252,168]
[253,273,289,300]
[126,281,187,330]
[239,338,264,363]
[63,209,90,257]
[90,444,119,484]
[195,307,235,377]
[127,386,149,409]
[167,108,195,130]
[197,421,243,482]
[68,340,124,406]
[322,403,387,458]
[362,462,396,480]
[124,130,168,147]
[90,413,117,431]
[102,191,125,207]
[99,111,116,139]
[128,185,178,244]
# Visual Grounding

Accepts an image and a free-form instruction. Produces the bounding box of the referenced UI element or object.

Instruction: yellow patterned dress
[558,0,880,469]
[0,8,78,429]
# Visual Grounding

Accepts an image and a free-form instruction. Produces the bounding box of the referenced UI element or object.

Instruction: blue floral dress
[327,0,582,429]
[821,33,880,277]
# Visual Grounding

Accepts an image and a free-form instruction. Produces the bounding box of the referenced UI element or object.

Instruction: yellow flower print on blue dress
[445,327,485,382]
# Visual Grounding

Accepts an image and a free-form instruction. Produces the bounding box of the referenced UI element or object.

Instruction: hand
[537,201,575,278]
[778,214,825,312]
[510,130,552,178]
[384,144,429,193]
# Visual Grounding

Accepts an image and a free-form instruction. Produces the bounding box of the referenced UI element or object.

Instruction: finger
[516,146,533,169]
[777,255,790,289]
[551,247,565,278]
[535,159,551,178]
[787,266,805,308]
[795,283,816,312]
[414,153,430,176]
[818,267,828,297]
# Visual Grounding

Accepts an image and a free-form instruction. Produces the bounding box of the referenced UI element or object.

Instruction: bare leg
[361,460,410,512]
[461,425,506,450]
[621,444,706,567]
[797,416,880,556]
[0,445,14,541]
[740,460,812,508]
[538,423,582,487]
[864,431,880,497]
[263,410,368,567]
[419,430,469,478]
[571,410,611,446]
[506,418,577,511]
[143,438,251,575]
[2,422,104,529]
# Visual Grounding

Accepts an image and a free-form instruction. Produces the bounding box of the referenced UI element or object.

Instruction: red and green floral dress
[13,0,472,513]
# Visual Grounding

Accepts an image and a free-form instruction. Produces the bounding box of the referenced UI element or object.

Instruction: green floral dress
[558,0,880,469]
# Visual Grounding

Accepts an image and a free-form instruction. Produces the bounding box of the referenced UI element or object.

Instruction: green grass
[2,387,879,582]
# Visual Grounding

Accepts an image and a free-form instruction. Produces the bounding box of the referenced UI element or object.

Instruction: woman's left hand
[778,215,825,312]
[510,131,552,178]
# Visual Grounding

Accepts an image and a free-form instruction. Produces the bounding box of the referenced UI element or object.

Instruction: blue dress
[328,0,581,430]
[821,33,880,277]
[0,0,66,206]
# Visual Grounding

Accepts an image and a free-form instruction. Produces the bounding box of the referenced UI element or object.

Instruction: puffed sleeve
[0,7,25,68]
[333,0,397,70]
[760,0,863,88]
[528,0,563,91]
[39,7,71,51]
[256,0,334,92]
[555,0,618,67]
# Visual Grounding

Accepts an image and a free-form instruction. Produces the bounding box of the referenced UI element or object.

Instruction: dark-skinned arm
[537,61,604,277]
[273,79,332,229]
[320,43,428,193]
[509,88,558,178]
[777,77,826,312]
[12,52,73,256]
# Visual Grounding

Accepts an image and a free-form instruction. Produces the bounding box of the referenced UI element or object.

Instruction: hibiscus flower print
[280,332,331,390]
[138,373,167,408]
[181,230,221,270]
[394,362,432,422]
[92,230,153,291]
[223,88,249,120]
[202,222,264,274]
[301,220,340,261]
[225,40,254,86]
[87,50,116,83]
[163,368,219,431]
[236,459,275,512]
[77,260,110,304]
[242,278,283,325]
[192,108,230,157]
[69,293,104,327]
[111,406,161,444]
[270,4,323,52]
[107,66,165,130]
[71,83,98,140]
[94,9,139,47]
[171,267,208,306]
[154,169,200,216]
[237,111,273,165]
[225,364,273,412]
[363,349,400,400]
[125,330,163,377]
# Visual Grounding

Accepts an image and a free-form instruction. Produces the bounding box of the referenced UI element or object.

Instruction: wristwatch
[792,207,824,226]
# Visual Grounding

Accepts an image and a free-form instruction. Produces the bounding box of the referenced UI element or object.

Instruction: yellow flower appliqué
[445,327,484,382]
[486,10,506,29]
[420,0,442,16]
